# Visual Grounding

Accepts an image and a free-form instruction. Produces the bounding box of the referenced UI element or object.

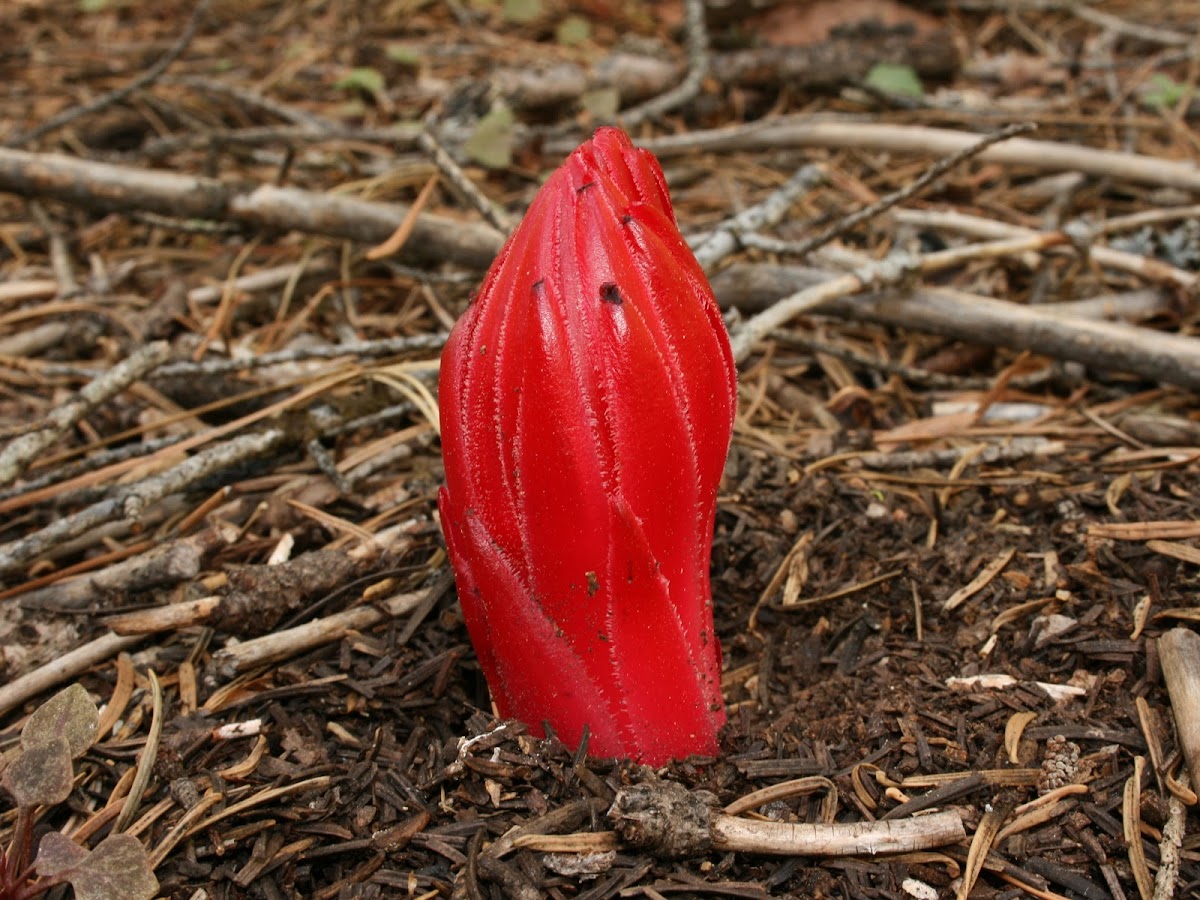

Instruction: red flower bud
[438,127,736,764]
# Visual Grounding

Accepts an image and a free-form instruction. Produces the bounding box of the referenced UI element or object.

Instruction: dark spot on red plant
[599,282,622,304]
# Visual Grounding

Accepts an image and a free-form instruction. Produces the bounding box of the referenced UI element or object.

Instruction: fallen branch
[713,263,1200,389]
[4,0,212,148]
[210,572,451,676]
[641,118,1200,192]
[18,526,235,611]
[728,233,1071,362]
[0,148,504,269]
[0,427,286,577]
[691,164,824,270]
[1159,628,1200,793]
[0,341,170,487]
[519,781,966,859]
[0,631,144,718]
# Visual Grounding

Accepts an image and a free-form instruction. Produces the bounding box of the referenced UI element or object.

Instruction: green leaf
[335,67,386,98]
[581,87,620,120]
[386,44,422,66]
[556,15,591,45]
[1144,73,1186,110]
[503,0,541,24]
[464,105,516,169]
[865,62,924,99]
[78,0,108,11]
[23,683,98,758]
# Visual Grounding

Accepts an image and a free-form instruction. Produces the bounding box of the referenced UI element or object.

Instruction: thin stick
[729,232,1067,362]
[1072,5,1193,46]
[525,809,964,857]
[890,208,1198,291]
[0,434,185,506]
[0,427,285,576]
[606,780,964,857]
[5,0,213,148]
[166,75,340,130]
[141,122,423,159]
[19,527,233,611]
[620,0,709,127]
[418,129,510,234]
[0,341,170,487]
[211,577,448,676]
[786,122,1036,259]
[711,809,965,856]
[691,165,825,271]
[0,631,144,718]
[641,118,1200,193]
[152,334,446,378]
[0,147,504,269]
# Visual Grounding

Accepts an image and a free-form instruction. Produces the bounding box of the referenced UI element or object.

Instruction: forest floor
[2,0,1200,897]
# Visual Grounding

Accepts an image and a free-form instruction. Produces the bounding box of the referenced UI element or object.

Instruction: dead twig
[152,334,446,378]
[729,233,1069,362]
[717,259,1200,389]
[4,0,212,148]
[619,0,709,127]
[211,572,451,676]
[0,427,286,577]
[691,164,825,271]
[641,117,1200,192]
[1071,5,1194,46]
[783,122,1037,260]
[0,434,185,506]
[587,781,965,858]
[0,147,504,269]
[0,341,171,488]
[418,129,510,234]
[18,526,235,611]
[140,122,424,160]
[852,438,1063,471]
[890,208,1198,292]
[0,631,144,718]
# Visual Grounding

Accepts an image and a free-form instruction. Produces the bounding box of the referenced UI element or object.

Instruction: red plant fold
[438,127,737,764]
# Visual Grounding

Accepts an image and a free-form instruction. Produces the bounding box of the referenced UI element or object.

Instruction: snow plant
[439,127,737,765]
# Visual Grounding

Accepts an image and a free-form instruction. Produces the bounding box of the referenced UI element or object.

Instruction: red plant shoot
[438,127,737,764]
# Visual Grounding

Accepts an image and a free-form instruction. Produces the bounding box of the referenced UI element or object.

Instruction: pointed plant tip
[438,127,735,764]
